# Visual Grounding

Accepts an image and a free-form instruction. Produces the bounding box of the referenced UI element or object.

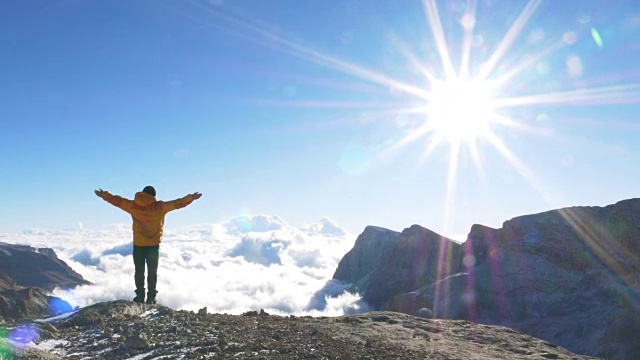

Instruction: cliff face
[0,242,88,320]
[0,242,90,291]
[333,199,640,359]
[332,226,402,289]
[333,225,463,311]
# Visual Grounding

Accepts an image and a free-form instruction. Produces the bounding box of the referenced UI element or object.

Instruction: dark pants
[133,245,159,293]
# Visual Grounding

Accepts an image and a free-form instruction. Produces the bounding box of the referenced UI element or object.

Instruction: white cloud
[300,216,348,237]
[224,215,290,235]
[3,216,365,316]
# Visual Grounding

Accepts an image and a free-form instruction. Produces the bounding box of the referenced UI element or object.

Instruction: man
[95,186,202,304]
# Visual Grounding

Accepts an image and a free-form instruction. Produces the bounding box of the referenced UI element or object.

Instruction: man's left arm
[162,192,202,212]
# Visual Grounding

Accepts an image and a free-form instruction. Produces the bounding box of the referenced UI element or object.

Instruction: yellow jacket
[99,191,195,246]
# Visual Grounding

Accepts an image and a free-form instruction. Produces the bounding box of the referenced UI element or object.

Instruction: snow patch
[34,339,68,351]
[35,310,79,323]
[140,309,160,318]
[126,350,157,360]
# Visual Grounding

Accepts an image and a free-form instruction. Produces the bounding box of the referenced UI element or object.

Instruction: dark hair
[142,186,156,197]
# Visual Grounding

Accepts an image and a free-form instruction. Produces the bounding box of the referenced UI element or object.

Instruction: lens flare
[0,327,10,358]
[591,27,604,48]
[48,297,73,315]
[8,324,40,346]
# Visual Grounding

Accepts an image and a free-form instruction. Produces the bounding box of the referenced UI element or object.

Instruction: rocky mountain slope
[2,301,596,359]
[0,242,90,291]
[0,242,90,320]
[332,198,640,359]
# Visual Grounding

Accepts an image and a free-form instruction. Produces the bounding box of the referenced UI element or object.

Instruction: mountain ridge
[332,198,640,359]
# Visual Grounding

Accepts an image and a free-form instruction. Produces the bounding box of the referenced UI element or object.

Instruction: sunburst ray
[459,0,478,79]
[494,83,640,107]
[479,0,543,79]
[422,0,457,79]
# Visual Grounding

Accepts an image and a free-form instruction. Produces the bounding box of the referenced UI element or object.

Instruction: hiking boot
[133,289,145,303]
[146,290,158,304]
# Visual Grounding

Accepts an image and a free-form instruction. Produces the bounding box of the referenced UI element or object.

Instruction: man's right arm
[95,189,133,213]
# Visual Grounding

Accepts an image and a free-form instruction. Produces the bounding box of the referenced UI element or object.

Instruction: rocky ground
[1,301,597,359]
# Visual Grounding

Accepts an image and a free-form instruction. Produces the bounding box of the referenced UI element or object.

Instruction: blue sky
[2,0,639,238]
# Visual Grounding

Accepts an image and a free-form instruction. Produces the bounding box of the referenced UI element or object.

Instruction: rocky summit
[1,300,596,359]
[332,198,640,359]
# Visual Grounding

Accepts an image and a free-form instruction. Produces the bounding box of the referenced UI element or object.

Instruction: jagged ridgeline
[332,198,640,359]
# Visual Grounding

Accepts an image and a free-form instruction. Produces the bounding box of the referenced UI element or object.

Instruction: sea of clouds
[2,215,371,316]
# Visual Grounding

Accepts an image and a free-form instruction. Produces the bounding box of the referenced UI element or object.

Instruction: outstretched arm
[162,192,202,213]
[95,188,134,213]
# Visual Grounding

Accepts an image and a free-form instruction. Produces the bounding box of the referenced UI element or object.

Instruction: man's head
[143,186,156,197]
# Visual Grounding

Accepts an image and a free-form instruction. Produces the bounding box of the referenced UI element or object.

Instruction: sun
[425,76,498,144]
